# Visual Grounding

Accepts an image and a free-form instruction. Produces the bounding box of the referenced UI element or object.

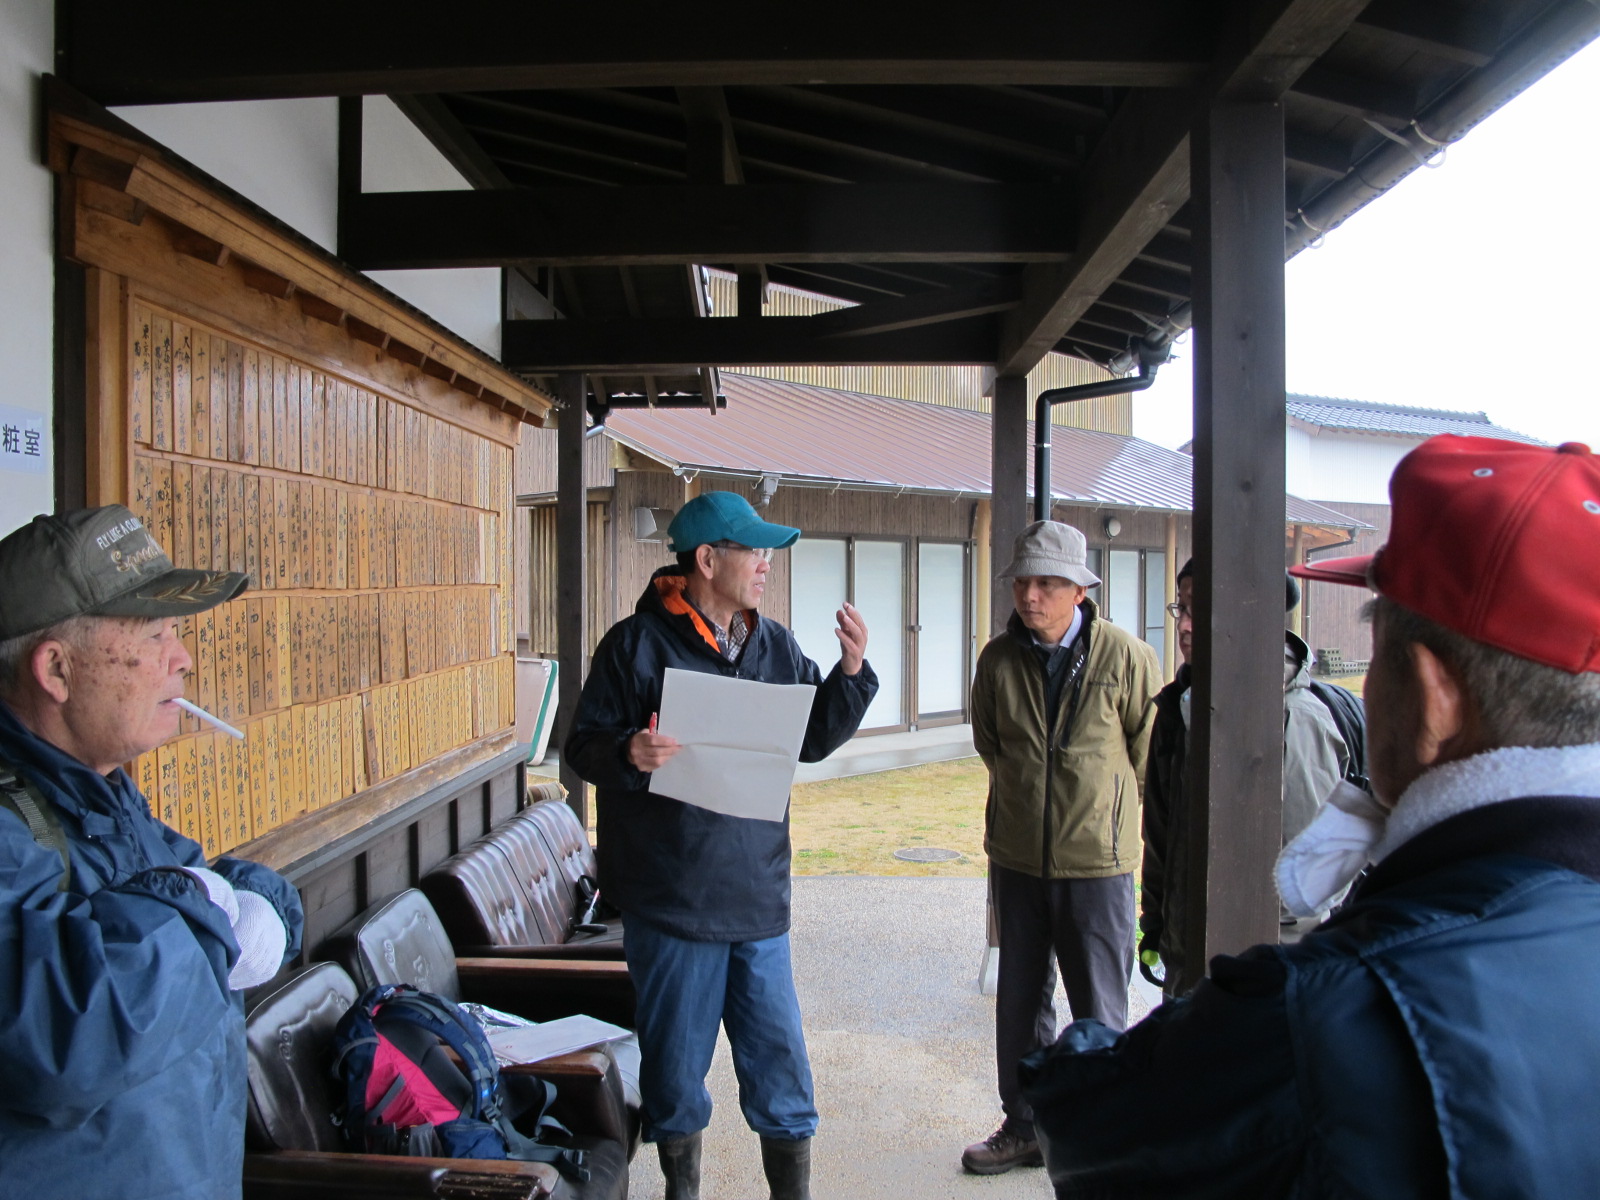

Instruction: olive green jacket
[973,601,1160,879]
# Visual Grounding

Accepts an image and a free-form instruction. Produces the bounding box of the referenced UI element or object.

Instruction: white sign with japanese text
[0,405,46,475]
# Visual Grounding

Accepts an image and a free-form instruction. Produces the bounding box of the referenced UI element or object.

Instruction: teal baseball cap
[667,491,801,553]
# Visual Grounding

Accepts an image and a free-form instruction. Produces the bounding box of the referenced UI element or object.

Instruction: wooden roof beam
[59,2,1211,104]
[995,0,1372,377]
[502,314,1001,370]
[1288,63,1419,128]
[812,279,1021,339]
[1352,0,1501,69]
[339,184,1078,269]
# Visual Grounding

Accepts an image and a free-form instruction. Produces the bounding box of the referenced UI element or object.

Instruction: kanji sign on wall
[0,405,46,475]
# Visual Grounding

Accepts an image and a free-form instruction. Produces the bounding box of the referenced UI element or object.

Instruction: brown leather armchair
[242,961,628,1200]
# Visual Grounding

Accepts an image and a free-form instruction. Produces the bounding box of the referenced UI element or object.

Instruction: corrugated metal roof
[605,374,1367,528]
[1286,394,1544,444]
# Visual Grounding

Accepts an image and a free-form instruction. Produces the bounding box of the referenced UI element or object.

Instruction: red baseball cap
[1290,435,1600,674]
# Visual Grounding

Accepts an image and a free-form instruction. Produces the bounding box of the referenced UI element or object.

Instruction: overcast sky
[1132,36,1600,451]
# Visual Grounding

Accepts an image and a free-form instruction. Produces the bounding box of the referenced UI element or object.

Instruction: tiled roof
[604,373,1367,529]
[1286,394,1544,444]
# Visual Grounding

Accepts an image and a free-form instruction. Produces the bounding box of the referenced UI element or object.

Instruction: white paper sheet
[648,668,816,822]
[486,1015,633,1067]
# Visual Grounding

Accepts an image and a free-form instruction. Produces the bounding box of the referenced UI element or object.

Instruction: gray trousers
[991,864,1135,1130]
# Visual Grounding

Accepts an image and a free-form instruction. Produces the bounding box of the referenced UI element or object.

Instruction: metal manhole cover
[893,847,963,862]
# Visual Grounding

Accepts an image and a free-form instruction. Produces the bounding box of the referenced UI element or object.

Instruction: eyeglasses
[1165,602,1193,620]
[713,541,775,563]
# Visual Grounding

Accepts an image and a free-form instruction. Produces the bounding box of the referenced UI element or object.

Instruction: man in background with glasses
[566,490,876,1200]
[962,519,1159,1176]
[1139,560,1349,997]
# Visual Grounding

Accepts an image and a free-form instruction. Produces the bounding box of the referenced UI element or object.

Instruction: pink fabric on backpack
[366,1036,463,1128]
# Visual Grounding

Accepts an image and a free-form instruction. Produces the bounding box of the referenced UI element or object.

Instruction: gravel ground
[625,876,1159,1199]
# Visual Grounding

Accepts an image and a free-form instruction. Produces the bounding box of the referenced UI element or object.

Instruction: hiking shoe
[961,1125,1044,1175]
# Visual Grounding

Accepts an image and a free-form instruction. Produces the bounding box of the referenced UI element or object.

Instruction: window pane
[1144,551,1166,629]
[917,542,966,716]
[1107,549,1140,630]
[789,538,847,672]
[853,540,905,728]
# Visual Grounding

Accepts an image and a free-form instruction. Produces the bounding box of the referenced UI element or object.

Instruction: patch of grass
[1325,672,1366,697]
[789,756,990,877]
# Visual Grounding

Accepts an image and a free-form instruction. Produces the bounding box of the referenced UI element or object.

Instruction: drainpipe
[1033,333,1173,521]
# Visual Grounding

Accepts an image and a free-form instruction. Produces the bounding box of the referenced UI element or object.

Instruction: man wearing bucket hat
[0,505,302,1200]
[566,491,877,1200]
[1020,436,1600,1196]
[961,519,1159,1175]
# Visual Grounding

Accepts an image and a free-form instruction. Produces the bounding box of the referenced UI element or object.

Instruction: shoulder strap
[1307,680,1368,790]
[0,758,71,892]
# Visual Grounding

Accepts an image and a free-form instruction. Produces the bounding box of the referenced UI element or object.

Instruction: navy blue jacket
[1021,795,1600,1199]
[565,567,877,941]
[0,702,302,1200]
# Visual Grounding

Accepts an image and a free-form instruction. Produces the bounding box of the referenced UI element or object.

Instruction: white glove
[228,890,288,990]
[1275,780,1387,918]
[183,867,240,925]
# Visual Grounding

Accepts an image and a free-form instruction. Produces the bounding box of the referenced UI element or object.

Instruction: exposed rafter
[994,0,1374,377]
[61,3,1213,103]
[339,184,1077,269]
[502,315,1001,370]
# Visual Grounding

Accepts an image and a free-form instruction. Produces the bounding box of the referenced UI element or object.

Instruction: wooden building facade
[47,96,550,949]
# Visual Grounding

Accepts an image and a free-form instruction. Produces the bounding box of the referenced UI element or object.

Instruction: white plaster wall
[113,98,341,251]
[361,97,502,358]
[1301,432,1412,505]
[1284,425,1314,499]
[110,95,501,356]
[0,0,57,535]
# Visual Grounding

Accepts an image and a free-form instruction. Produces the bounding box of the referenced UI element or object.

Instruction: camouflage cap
[0,505,248,641]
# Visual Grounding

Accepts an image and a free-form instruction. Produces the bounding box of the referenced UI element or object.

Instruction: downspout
[1033,334,1173,521]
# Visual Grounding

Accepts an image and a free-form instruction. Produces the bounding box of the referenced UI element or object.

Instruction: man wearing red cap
[1018,436,1600,1196]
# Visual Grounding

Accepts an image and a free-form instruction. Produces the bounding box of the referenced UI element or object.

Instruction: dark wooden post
[989,374,1029,636]
[1183,99,1287,981]
[335,97,361,258]
[556,371,589,822]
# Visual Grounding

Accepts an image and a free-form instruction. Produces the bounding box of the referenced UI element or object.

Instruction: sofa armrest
[504,1049,630,1147]
[455,942,627,961]
[243,1150,556,1199]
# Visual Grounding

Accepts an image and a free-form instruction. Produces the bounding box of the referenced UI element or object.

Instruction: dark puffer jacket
[565,567,877,942]
[0,701,303,1200]
[1022,795,1600,1199]
[1139,662,1192,989]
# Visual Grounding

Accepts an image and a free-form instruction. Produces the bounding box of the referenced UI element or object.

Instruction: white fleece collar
[1276,742,1600,918]
[1374,743,1600,863]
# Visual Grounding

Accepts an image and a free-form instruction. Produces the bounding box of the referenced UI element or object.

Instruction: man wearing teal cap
[566,490,877,1200]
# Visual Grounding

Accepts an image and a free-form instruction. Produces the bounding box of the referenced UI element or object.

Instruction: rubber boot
[759,1135,812,1200]
[657,1131,702,1200]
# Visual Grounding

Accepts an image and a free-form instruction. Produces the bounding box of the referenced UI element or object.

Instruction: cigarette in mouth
[173,697,246,740]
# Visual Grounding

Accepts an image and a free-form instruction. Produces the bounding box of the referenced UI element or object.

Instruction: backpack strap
[377,989,590,1181]
[0,757,71,892]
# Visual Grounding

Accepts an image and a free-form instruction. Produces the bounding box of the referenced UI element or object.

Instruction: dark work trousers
[991,863,1135,1132]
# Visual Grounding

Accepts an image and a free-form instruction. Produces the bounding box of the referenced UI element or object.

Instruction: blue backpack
[330,982,588,1180]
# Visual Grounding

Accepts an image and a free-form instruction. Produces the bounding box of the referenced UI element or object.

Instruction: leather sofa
[241,960,627,1200]
[319,885,636,1053]
[421,800,625,960]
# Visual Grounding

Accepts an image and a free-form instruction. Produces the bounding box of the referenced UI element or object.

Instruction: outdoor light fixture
[1104,516,1122,539]
[754,474,781,508]
[633,507,676,542]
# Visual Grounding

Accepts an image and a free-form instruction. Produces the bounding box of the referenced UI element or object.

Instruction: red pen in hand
[649,712,658,735]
